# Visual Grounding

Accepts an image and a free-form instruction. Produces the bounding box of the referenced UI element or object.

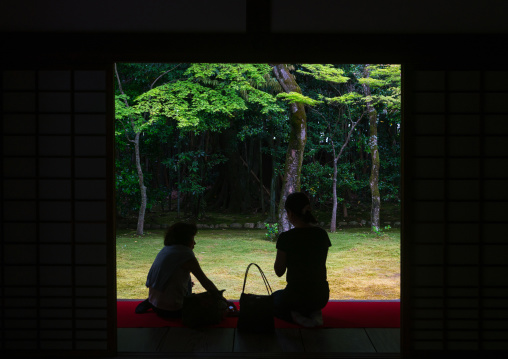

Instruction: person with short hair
[272,192,331,327]
[135,222,220,318]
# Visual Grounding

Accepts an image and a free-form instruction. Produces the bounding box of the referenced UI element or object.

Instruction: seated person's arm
[274,249,287,277]
[182,257,219,293]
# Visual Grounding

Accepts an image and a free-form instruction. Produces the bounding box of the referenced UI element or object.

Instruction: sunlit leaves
[362,64,401,114]
[297,64,350,84]
[357,77,385,88]
[327,92,363,105]
[277,91,323,106]
[126,63,284,131]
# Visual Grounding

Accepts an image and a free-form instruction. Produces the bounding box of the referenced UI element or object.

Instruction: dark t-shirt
[276,226,331,292]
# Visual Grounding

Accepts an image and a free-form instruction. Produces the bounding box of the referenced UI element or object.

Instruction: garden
[115,63,401,300]
[117,227,400,300]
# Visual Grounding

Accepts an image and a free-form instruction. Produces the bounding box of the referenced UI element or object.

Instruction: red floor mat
[117,300,400,328]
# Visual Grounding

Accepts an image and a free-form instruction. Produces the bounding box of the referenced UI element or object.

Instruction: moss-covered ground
[117,227,400,300]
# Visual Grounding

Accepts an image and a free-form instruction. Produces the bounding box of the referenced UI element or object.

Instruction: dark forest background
[114,63,401,234]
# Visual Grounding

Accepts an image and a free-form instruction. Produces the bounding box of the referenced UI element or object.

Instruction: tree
[115,63,182,235]
[296,64,368,232]
[114,63,401,228]
[272,64,321,232]
[362,72,380,232]
[132,63,284,219]
[358,64,401,233]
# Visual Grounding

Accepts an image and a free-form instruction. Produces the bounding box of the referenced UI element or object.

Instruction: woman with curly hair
[135,222,220,318]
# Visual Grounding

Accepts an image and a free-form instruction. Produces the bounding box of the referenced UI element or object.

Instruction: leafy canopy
[130,63,284,131]
[297,64,350,84]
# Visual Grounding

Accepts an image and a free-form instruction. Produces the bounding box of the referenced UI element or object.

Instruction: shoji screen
[404,67,508,357]
[1,68,115,355]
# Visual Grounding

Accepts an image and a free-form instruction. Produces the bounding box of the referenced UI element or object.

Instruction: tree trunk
[114,64,148,235]
[369,110,381,232]
[267,128,278,222]
[134,132,147,235]
[331,157,338,231]
[259,137,265,213]
[272,64,308,232]
[363,68,380,233]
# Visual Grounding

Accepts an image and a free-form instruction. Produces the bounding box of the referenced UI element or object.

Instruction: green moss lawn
[116,228,400,300]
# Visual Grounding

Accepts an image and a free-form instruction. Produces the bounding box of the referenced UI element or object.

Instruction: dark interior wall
[1,1,508,358]
[1,0,508,34]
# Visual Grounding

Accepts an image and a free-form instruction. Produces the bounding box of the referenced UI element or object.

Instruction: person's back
[272,192,331,325]
[136,222,221,318]
[147,244,195,311]
[277,226,329,292]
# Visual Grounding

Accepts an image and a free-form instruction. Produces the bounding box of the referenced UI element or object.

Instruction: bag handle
[241,263,272,295]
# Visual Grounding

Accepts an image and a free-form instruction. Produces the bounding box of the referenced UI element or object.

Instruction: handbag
[237,263,274,332]
[182,289,228,327]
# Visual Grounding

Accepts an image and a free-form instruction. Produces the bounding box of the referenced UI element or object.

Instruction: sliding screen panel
[1,67,116,355]
[403,66,508,358]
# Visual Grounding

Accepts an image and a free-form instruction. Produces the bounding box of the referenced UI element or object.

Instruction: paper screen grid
[1,69,113,352]
[406,68,508,353]
[1,66,508,356]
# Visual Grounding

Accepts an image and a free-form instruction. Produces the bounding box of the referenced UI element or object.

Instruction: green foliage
[336,162,368,196]
[297,64,350,84]
[327,92,363,105]
[361,64,402,114]
[114,63,401,223]
[127,63,284,131]
[115,160,169,216]
[301,162,334,203]
[357,77,385,88]
[276,91,323,106]
[295,63,401,213]
[264,223,279,242]
[115,164,140,216]
[166,151,227,196]
[372,225,392,237]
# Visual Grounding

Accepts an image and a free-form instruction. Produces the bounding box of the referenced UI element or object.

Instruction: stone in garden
[219,223,228,229]
[394,221,401,227]
[339,222,348,226]
[361,220,367,225]
[230,223,242,229]
[196,224,207,229]
[349,221,359,226]
[256,222,265,229]
[244,223,255,229]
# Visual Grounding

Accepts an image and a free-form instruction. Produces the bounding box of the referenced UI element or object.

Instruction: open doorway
[114,63,401,353]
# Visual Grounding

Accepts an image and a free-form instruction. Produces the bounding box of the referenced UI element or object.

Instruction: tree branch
[115,63,138,135]
[117,118,134,143]
[336,114,364,162]
[239,156,270,196]
[150,64,182,89]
